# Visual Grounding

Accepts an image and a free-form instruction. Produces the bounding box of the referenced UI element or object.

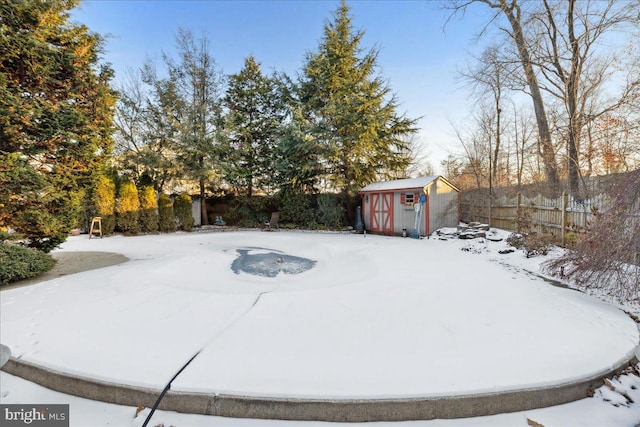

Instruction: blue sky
[71,0,494,173]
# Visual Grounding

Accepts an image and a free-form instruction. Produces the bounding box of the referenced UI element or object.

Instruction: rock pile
[436,222,499,240]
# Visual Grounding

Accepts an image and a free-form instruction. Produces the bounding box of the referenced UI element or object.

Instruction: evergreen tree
[115,180,140,234]
[273,75,324,193]
[92,174,116,235]
[165,28,223,225]
[158,193,176,232]
[0,0,116,251]
[221,56,287,196]
[300,1,417,194]
[174,193,194,231]
[138,185,158,233]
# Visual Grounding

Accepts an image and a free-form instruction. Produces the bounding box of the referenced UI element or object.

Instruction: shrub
[276,188,314,226]
[564,232,577,247]
[545,168,640,300]
[0,243,56,285]
[226,196,271,227]
[523,233,554,257]
[138,186,158,233]
[116,180,140,234]
[515,206,532,234]
[506,232,526,249]
[174,193,194,231]
[158,194,176,232]
[92,175,116,235]
[0,153,77,252]
[316,194,345,229]
[507,232,553,257]
[0,230,23,242]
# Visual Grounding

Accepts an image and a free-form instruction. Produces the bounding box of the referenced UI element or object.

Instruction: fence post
[561,191,568,246]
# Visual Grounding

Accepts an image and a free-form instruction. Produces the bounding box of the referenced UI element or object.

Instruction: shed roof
[360,176,440,192]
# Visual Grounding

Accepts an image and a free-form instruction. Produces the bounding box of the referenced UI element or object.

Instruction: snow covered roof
[359,176,440,192]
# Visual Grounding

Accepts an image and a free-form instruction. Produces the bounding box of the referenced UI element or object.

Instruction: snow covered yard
[1,229,639,426]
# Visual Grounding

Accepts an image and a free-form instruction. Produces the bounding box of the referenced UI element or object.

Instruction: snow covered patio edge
[1,353,638,421]
[1,231,638,421]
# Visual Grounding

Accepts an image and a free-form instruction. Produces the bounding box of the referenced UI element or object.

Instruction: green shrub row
[91,176,193,235]
[91,176,353,233]
[174,193,194,231]
[115,180,140,234]
[0,243,56,285]
[139,186,159,233]
[223,191,351,229]
[158,194,176,232]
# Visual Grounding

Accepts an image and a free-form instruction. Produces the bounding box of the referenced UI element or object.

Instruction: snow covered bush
[506,232,552,257]
[506,232,527,249]
[545,169,640,300]
[0,243,55,285]
[506,203,554,257]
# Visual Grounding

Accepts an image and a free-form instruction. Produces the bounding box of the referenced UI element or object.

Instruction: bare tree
[511,104,536,188]
[450,117,491,189]
[114,68,181,192]
[545,168,640,301]
[586,112,640,175]
[449,0,640,197]
[449,0,560,194]
[527,0,640,197]
[387,134,435,179]
[459,44,510,185]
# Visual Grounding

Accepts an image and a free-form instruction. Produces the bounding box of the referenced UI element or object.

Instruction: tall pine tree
[221,56,286,196]
[165,28,223,225]
[300,1,417,194]
[0,0,116,251]
[273,74,325,193]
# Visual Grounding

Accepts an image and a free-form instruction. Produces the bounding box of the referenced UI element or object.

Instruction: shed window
[403,193,414,206]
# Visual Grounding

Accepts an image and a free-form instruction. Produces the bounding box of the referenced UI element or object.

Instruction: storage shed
[359,176,459,236]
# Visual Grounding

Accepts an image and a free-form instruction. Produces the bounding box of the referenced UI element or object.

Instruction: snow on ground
[1,228,640,426]
[2,366,640,427]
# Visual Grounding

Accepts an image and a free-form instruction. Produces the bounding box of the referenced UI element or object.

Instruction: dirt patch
[1,251,128,290]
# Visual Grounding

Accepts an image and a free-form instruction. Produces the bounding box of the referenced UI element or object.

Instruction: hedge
[138,186,159,233]
[0,244,56,285]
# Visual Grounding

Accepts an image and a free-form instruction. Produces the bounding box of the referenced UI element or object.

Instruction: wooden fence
[460,192,611,245]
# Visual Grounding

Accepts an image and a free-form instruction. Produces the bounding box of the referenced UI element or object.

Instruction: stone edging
[2,351,638,422]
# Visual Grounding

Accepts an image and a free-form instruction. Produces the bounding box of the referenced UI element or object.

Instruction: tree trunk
[493,104,501,183]
[199,156,209,225]
[499,0,560,195]
[199,177,208,226]
[566,0,582,197]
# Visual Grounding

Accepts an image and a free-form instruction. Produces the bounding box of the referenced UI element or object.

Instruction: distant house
[359,176,459,236]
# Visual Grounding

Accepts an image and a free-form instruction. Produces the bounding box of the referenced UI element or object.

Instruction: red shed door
[370,192,393,233]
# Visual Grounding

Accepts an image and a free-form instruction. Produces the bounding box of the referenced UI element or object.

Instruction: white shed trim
[360,176,439,193]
